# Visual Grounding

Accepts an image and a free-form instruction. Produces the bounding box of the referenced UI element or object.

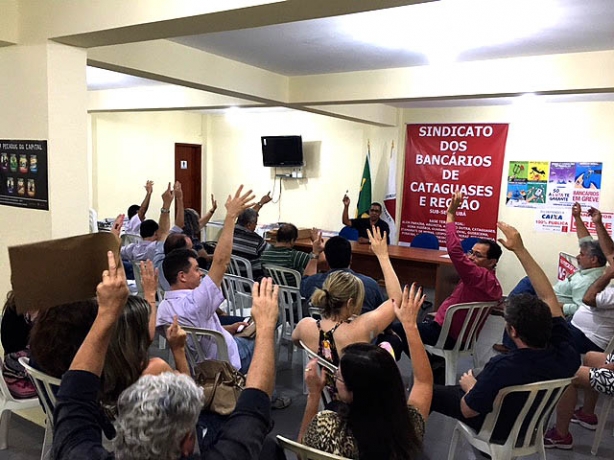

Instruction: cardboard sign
[9,232,120,314]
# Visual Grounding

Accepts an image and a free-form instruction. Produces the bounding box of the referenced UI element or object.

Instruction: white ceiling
[87,0,614,108]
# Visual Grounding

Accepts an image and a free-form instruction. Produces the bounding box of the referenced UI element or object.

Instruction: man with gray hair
[232,207,268,280]
[52,249,281,459]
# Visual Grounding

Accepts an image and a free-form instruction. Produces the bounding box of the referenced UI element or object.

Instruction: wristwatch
[160,207,170,214]
[309,252,320,260]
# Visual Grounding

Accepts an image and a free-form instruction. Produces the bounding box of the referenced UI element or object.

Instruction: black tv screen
[261,135,303,167]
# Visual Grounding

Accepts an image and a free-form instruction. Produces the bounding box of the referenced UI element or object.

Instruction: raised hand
[162,182,174,207]
[225,185,256,219]
[139,260,158,301]
[342,194,350,206]
[304,358,326,395]
[311,229,325,254]
[210,194,218,213]
[571,202,582,219]
[96,251,129,321]
[145,180,154,194]
[259,192,272,205]
[111,214,125,237]
[251,277,279,330]
[166,315,187,350]
[367,225,388,257]
[173,181,183,200]
[393,283,425,325]
[459,369,477,393]
[447,192,464,215]
[588,206,602,224]
[497,221,525,253]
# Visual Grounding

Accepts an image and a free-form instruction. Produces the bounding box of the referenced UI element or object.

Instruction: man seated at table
[430,222,580,443]
[51,250,281,460]
[261,223,319,280]
[124,180,154,236]
[301,235,384,313]
[157,186,256,374]
[393,192,502,354]
[494,202,607,353]
[342,194,390,244]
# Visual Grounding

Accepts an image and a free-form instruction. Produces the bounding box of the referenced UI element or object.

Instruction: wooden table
[294,239,459,308]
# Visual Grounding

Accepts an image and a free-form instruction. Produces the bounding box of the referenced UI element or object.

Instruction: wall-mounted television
[261,135,303,167]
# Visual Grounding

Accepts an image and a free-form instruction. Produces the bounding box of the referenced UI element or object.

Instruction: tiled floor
[2,314,614,459]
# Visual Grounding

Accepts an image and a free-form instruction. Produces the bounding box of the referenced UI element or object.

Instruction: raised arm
[446,191,462,223]
[137,180,154,221]
[497,222,562,318]
[342,194,351,227]
[395,283,432,421]
[110,214,125,238]
[302,229,325,277]
[140,260,158,342]
[245,278,279,396]
[583,263,614,307]
[207,185,255,286]
[252,192,272,213]
[198,194,217,230]
[70,251,130,375]
[174,181,184,230]
[572,202,590,239]
[355,226,401,335]
[588,207,614,258]
[298,358,327,442]
[165,316,190,376]
[157,182,174,241]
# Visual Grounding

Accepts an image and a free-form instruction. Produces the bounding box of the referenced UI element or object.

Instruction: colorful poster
[399,124,508,246]
[572,162,602,208]
[534,208,571,233]
[569,210,614,237]
[0,140,48,210]
[547,162,575,206]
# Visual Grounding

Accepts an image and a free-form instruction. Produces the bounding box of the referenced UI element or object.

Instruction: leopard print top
[302,406,425,458]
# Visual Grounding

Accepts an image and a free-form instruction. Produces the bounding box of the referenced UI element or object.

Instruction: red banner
[557,253,577,281]
[400,124,508,246]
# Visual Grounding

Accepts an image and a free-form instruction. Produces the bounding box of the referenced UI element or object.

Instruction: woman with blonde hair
[292,226,401,367]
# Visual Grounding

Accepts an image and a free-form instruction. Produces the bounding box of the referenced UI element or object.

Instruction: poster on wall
[534,208,571,233]
[399,124,508,246]
[506,161,602,210]
[0,140,48,210]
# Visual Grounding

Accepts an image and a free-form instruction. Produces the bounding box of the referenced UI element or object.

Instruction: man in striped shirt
[261,223,312,279]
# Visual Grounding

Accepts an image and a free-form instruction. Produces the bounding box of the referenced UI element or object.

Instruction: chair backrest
[435,302,496,351]
[461,237,481,253]
[338,226,359,241]
[227,255,253,280]
[278,285,303,335]
[477,377,573,450]
[263,264,301,288]
[132,260,145,297]
[300,340,338,374]
[221,274,254,317]
[18,357,62,428]
[410,232,440,249]
[180,326,230,373]
[277,435,350,460]
[121,233,142,246]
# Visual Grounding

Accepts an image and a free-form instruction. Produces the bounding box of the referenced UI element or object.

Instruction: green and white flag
[356,149,372,218]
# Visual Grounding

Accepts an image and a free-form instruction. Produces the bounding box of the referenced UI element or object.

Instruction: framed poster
[0,140,48,210]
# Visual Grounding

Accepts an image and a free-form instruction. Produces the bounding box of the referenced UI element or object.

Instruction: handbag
[194,360,245,415]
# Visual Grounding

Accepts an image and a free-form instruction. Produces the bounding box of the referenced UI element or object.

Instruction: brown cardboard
[9,232,121,314]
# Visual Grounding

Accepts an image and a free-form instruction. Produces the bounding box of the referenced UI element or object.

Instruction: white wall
[204,110,398,232]
[402,100,614,294]
[92,111,204,220]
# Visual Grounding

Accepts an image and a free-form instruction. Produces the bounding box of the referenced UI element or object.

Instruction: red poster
[557,253,577,281]
[400,124,508,247]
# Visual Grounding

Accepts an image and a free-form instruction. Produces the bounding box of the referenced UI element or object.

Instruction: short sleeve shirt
[350,218,390,243]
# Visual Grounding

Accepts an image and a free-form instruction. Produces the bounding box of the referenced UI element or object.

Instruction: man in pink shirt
[394,192,502,354]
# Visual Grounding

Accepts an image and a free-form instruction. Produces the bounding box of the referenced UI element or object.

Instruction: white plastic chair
[120,233,142,246]
[424,301,496,385]
[277,435,350,460]
[263,264,301,288]
[18,357,61,460]
[591,334,614,456]
[221,274,254,317]
[177,326,230,374]
[277,285,303,365]
[447,377,573,460]
[227,255,253,280]
[0,360,40,451]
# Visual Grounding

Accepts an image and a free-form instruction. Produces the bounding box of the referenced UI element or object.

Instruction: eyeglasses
[369,208,381,213]
[467,249,488,259]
